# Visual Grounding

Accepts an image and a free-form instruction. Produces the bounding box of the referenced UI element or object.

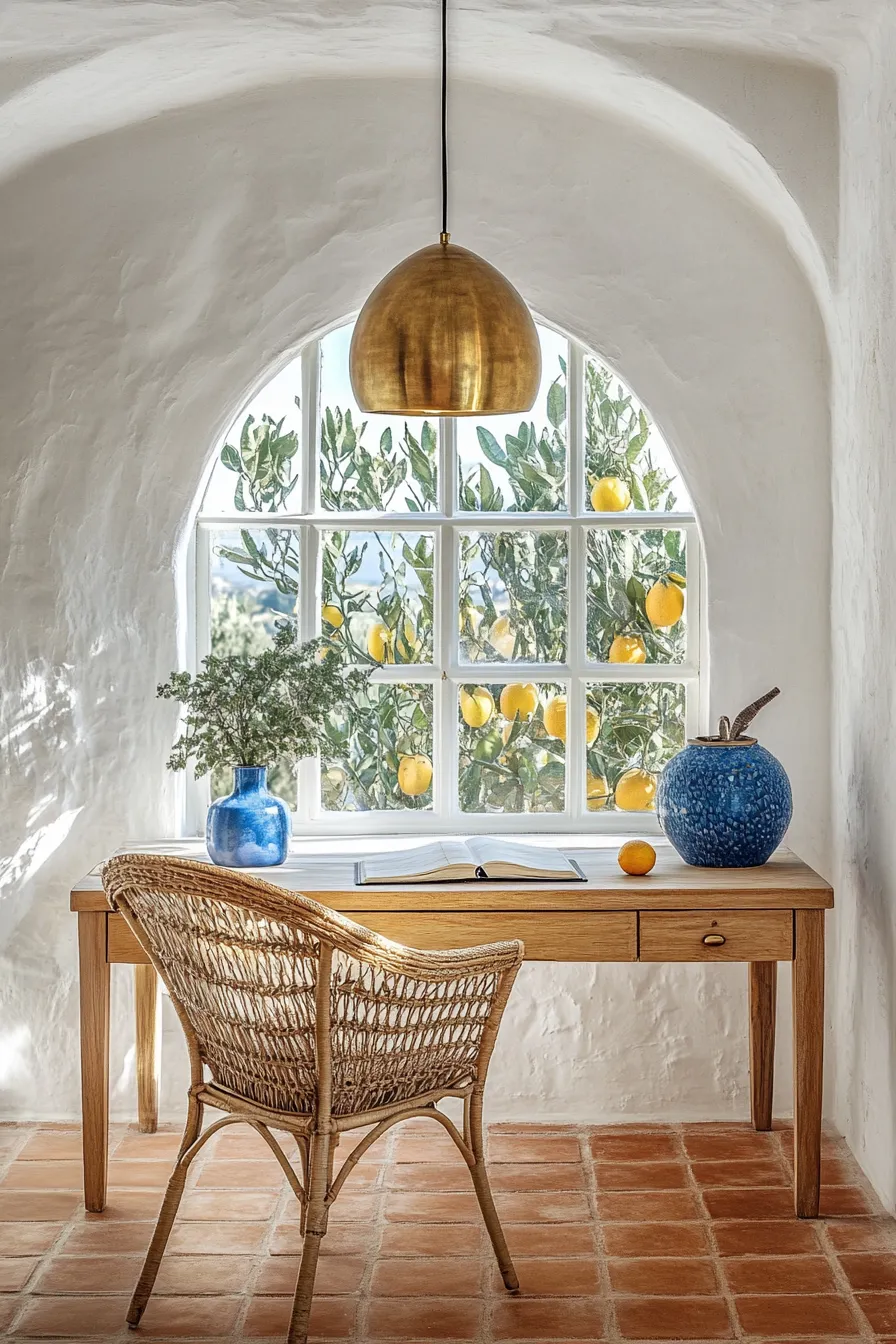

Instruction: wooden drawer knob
[703,933,726,946]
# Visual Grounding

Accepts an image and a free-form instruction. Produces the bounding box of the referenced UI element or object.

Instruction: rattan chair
[103,854,524,1344]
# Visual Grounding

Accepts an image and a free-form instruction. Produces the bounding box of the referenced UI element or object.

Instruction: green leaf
[476,426,507,466]
[220,443,241,472]
[547,379,566,429]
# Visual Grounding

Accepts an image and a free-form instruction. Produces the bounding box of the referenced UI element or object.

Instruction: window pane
[210,528,299,649]
[457,326,568,512]
[585,682,686,812]
[321,683,433,811]
[211,761,298,811]
[586,529,687,664]
[202,363,302,515]
[459,531,568,663]
[458,682,565,813]
[585,357,692,513]
[321,530,434,665]
[319,324,438,512]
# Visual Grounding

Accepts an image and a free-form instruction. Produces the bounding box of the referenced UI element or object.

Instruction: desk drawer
[358,912,637,962]
[639,910,793,962]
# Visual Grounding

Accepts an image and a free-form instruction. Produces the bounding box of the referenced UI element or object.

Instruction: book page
[465,838,577,877]
[357,841,474,884]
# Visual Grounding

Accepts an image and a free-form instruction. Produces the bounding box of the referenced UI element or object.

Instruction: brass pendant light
[349,0,541,416]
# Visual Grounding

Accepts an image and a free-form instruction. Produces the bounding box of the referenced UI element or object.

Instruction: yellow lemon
[488,615,516,658]
[609,634,648,664]
[590,476,631,512]
[585,706,601,745]
[499,682,538,722]
[397,754,433,797]
[586,772,611,810]
[614,768,658,812]
[367,621,392,662]
[321,604,344,631]
[618,839,657,875]
[667,572,687,587]
[460,686,495,729]
[645,579,685,629]
[543,694,567,741]
[459,604,483,636]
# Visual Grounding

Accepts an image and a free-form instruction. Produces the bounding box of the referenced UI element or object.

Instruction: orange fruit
[618,839,657,875]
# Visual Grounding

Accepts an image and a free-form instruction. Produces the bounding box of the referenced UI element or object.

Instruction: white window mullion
[296,343,320,827]
[567,341,587,821]
[438,415,459,823]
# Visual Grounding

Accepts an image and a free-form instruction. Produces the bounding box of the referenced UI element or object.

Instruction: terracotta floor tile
[0,1222,62,1255]
[615,1295,733,1339]
[839,1252,896,1290]
[703,1187,794,1219]
[195,1159,284,1188]
[63,1220,151,1254]
[271,1222,371,1257]
[112,1132,185,1161]
[505,1223,595,1257]
[488,1136,582,1164]
[713,1219,821,1256]
[819,1186,872,1216]
[589,1131,680,1162]
[691,1158,788,1187]
[16,1133,83,1163]
[597,1191,702,1222]
[384,1191,479,1223]
[32,1254,142,1294]
[495,1257,600,1296]
[723,1255,836,1294]
[14,1294,132,1335]
[370,1256,481,1297]
[608,1257,718,1295]
[105,1160,172,1190]
[393,1132,461,1164]
[179,1190,279,1221]
[0,1192,79,1222]
[0,1256,39,1291]
[683,1130,779,1161]
[379,1223,482,1257]
[387,1163,476,1192]
[593,1161,689,1190]
[490,1295,604,1339]
[735,1294,861,1335]
[206,1129,276,1160]
[0,1297,17,1330]
[256,1254,366,1296]
[135,1294,242,1336]
[244,1294,357,1337]
[0,1161,83,1191]
[826,1218,896,1252]
[856,1293,896,1332]
[321,1190,378,1223]
[154,1252,254,1295]
[366,1296,481,1338]
[602,1222,711,1258]
[490,1164,586,1193]
[82,1190,163,1221]
[166,1219,267,1254]
[495,1192,591,1223]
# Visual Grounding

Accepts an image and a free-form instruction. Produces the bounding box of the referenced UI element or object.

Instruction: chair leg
[287,1132,332,1344]
[466,1092,518,1292]
[126,1096,203,1328]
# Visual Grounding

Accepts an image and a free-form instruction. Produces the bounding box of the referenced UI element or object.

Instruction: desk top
[70,838,833,913]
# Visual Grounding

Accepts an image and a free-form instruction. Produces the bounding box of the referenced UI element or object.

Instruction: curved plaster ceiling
[0,0,867,329]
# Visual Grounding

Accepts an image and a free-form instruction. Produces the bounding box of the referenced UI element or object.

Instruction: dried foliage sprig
[158,622,371,776]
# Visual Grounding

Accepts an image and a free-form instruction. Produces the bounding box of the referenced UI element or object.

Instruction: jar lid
[688,736,758,747]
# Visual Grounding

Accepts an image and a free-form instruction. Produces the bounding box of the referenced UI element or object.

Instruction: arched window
[192,320,700,834]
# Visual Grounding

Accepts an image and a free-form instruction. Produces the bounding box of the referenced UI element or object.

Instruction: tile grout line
[679,1119,746,1343]
[580,1123,618,1344]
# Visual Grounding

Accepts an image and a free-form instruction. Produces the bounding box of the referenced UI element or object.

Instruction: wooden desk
[71,841,832,1218]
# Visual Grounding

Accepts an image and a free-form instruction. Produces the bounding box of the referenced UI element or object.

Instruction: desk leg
[793,910,824,1217]
[78,912,110,1213]
[749,962,776,1131]
[135,966,161,1134]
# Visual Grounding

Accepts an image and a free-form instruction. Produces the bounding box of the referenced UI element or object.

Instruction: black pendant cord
[440,0,448,240]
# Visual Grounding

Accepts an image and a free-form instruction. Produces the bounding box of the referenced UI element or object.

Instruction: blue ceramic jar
[657,739,792,868]
[206,766,291,867]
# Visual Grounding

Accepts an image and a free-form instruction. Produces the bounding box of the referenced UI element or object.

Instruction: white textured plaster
[0,70,831,1133]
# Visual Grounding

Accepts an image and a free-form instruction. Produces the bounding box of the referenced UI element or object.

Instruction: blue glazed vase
[206,766,291,868]
[657,739,792,868]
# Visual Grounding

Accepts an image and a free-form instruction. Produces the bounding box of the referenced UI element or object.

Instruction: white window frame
[187,320,703,837]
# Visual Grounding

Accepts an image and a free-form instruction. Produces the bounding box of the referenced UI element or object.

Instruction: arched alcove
[0,71,829,1122]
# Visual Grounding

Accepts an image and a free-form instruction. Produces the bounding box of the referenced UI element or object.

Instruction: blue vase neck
[233,766,267,794]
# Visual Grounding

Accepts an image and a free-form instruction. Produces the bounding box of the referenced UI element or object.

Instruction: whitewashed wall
[0,54,832,1144]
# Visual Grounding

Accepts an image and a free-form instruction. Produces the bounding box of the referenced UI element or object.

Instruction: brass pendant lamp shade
[349,0,540,416]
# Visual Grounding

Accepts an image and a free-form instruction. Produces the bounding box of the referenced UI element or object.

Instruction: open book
[355,839,585,885]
